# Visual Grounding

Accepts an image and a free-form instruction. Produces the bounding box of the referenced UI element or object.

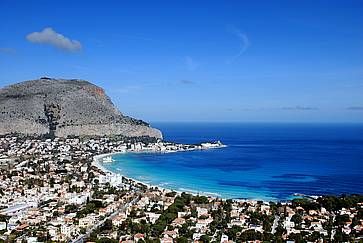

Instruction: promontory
[0,77,162,139]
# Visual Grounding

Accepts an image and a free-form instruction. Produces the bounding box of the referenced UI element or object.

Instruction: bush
[193,195,209,204]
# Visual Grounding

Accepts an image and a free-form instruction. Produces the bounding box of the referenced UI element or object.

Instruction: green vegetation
[290,213,303,228]
[292,198,319,211]
[76,201,104,218]
[193,195,209,204]
[95,237,118,243]
[165,191,177,197]
[317,195,363,212]
[65,204,78,214]
[151,193,192,237]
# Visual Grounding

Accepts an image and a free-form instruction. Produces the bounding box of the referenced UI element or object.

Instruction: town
[0,135,362,242]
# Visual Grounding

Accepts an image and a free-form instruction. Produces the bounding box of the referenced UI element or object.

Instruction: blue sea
[103,123,363,201]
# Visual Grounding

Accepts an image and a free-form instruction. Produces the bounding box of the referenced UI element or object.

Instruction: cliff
[0,78,162,139]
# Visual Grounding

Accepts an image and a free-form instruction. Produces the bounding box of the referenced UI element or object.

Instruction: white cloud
[185,56,199,71]
[26,27,82,52]
[228,26,250,63]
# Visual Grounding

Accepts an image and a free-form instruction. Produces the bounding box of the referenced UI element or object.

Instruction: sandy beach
[92,150,267,202]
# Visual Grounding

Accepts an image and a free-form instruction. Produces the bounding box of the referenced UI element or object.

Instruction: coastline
[2,133,361,242]
[91,140,228,197]
[93,152,173,193]
[92,150,274,203]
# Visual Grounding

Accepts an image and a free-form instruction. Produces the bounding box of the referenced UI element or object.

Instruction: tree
[101,219,113,231]
[191,209,198,218]
[307,231,323,242]
[288,233,304,242]
[193,195,209,204]
[335,214,350,226]
[80,227,86,234]
[96,237,118,243]
[49,177,55,188]
[165,191,177,197]
[226,225,242,241]
[179,223,193,239]
[239,230,262,241]
[291,214,303,228]
[176,237,188,243]
[65,204,78,214]
[292,198,319,211]
[200,235,210,243]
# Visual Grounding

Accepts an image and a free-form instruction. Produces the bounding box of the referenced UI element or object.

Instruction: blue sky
[0,0,362,122]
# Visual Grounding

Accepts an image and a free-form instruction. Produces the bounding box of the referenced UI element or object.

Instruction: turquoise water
[103,123,363,201]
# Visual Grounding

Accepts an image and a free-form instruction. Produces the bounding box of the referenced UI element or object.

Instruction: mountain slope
[0,78,162,138]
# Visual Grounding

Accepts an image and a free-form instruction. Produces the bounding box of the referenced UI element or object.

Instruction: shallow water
[103,123,363,201]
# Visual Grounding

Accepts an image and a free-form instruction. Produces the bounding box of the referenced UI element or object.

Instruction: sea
[103,123,363,201]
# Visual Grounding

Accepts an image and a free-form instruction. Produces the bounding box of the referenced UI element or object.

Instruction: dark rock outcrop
[0,78,162,138]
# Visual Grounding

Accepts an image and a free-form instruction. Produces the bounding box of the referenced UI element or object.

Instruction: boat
[200,140,226,149]
[102,156,113,163]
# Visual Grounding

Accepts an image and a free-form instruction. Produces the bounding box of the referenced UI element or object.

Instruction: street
[71,196,139,243]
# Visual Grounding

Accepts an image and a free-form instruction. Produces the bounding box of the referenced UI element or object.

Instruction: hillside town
[0,135,362,243]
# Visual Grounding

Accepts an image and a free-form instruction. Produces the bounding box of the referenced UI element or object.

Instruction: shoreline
[93,152,212,197]
[92,150,279,203]
[93,150,327,203]
[93,152,182,196]
[93,152,156,189]
[92,140,228,196]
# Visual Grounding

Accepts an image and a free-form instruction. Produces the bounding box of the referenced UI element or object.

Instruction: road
[271,215,280,234]
[71,196,139,243]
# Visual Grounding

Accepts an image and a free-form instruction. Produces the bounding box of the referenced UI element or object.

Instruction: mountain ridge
[0,77,162,139]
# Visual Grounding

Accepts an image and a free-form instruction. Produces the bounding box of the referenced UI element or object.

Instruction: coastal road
[71,196,139,243]
[271,215,280,234]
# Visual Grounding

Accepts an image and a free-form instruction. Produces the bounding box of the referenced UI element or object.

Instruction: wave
[178,187,221,197]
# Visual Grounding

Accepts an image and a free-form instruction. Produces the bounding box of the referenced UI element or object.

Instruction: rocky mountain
[0,78,162,139]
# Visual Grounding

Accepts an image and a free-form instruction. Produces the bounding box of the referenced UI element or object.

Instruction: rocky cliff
[0,78,162,139]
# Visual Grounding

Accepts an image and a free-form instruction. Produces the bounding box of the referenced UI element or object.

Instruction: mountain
[0,77,162,139]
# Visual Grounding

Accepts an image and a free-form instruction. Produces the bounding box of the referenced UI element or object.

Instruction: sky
[0,0,362,123]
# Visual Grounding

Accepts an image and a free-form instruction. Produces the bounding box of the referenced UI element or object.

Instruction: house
[47,225,58,237]
[230,209,240,218]
[80,165,88,173]
[112,214,126,227]
[178,211,188,218]
[163,230,178,239]
[134,233,144,242]
[284,219,295,229]
[172,217,186,227]
[160,236,173,243]
[26,237,38,243]
[193,233,203,241]
[260,205,271,215]
[68,194,89,205]
[221,234,229,243]
[310,221,323,231]
[79,214,96,228]
[0,222,6,230]
[60,224,77,238]
[99,208,108,217]
[230,219,243,227]
[146,212,161,224]
[196,207,208,217]
[342,226,351,235]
